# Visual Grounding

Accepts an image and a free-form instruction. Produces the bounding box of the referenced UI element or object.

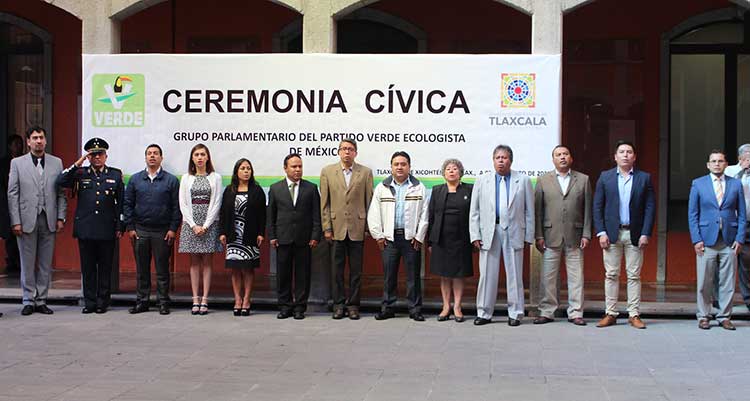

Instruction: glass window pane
[672,21,744,44]
[669,54,725,230]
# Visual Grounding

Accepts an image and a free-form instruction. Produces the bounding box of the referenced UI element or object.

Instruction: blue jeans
[381,232,422,313]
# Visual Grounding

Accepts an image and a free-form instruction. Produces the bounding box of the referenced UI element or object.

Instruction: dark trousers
[277,244,311,313]
[332,236,364,308]
[78,239,115,309]
[381,233,422,313]
[4,235,19,270]
[134,226,172,305]
[739,225,750,305]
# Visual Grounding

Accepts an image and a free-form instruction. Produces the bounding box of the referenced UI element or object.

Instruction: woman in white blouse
[179,144,223,315]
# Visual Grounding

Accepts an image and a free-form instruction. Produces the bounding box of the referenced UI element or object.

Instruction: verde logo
[92,74,144,127]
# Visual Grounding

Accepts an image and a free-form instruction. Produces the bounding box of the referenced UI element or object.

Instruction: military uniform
[57,138,124,313]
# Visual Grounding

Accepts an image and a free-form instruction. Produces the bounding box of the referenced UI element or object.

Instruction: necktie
[498,176,508,229]
[715,178,723,205]
[289,182,296,206]
[36,159,43,176]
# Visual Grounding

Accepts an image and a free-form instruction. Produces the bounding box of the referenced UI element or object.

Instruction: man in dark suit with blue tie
[267,153,321,320]
[593,140,655,329]
[688,150,745,330]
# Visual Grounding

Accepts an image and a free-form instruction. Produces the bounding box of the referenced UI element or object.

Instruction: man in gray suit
[728,145,750,311]
[533,145,591,326]
[470,144,534,326]
[7,126,67,316]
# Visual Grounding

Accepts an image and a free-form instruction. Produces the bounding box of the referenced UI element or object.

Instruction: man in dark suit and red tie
[267,153,321,320]
[688,150,745,330]
[593,140,655,329]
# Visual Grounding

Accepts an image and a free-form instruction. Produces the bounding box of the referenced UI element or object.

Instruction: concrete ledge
[1,287,747,318]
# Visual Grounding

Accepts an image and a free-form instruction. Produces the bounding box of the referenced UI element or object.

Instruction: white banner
[83,54,561,186]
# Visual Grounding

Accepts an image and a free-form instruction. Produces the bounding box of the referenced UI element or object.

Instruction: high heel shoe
[233,308,241,316]
[191,297,200,315]
[199,297,208,315]
[240,308,250,316]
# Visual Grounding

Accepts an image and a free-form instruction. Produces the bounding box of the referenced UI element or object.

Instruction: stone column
[302,0,336,53]
[527,0,564,313]
[299,1,336,308]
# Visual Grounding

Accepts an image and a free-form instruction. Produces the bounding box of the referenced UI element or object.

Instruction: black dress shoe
[95,307,106,314]
[159,304,170,315]
[508,318,521,327]
[82,307,95,314]
[746,303,750,313]
[277,310,292,319]
[128,303,149,314]
[374,310,395,320]
[35,305,53,315]
[473,317,491,326]
[293,311,305,320]
[409,312,425,322]
[21,305,34,316]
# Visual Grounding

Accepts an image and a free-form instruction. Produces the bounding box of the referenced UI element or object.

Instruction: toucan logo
[92,73,145,127]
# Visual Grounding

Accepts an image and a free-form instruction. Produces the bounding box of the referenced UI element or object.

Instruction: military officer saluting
[57,137,124,314]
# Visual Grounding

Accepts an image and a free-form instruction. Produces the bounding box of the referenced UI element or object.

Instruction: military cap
[84,137,109,153]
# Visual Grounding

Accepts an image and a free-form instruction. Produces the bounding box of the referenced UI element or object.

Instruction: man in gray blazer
[533,145,591,326]
[7,126,67,315]
[470,144,534,326]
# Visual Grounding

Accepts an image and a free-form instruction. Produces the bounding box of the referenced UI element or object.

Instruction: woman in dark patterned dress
[219,158,266,316]
[428,158,474,322]
[179,144,223,315]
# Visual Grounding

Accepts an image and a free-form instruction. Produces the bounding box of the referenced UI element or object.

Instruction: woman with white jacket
[179,144,223,315]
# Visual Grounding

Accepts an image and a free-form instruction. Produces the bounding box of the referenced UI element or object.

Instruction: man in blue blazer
[593,140,655,329]
[688,150,745,330]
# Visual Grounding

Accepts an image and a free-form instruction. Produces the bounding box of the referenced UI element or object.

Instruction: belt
[394,228,405,235]
[192,199,209,205]
[619,225,630,229]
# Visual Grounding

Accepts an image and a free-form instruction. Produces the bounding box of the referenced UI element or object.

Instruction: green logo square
[91,74,145,127]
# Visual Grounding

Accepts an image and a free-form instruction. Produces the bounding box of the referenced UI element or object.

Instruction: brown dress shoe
[596,315,617,328]
[628,316,646,329]
[533,316,554,324]
[348,308,360,320]
[568,317,587,326]
[332,307,345,320]
[698,319,710,330]
[720,319,736,331]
